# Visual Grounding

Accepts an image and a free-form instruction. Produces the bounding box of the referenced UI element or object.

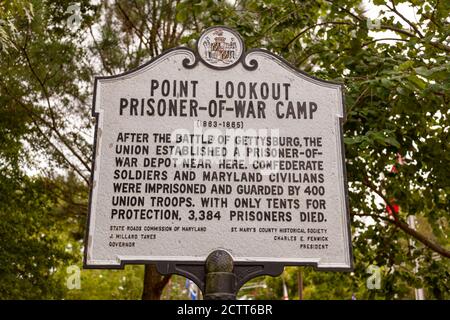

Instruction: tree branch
[325,0,364,22]
[0,78,90,185]
[362,178,450,259]
[386,0,423,38]
[376,24,450,52]
[116,2,150,45]
[19,102,90,185]
[89,26,114,75]
[283,21,355,50]
[361,37,410,47]
[21,45,92,172]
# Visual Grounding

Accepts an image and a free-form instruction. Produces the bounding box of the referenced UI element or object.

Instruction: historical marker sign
[84,26,353,270]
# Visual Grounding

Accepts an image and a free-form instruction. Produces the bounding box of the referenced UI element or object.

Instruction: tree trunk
[142,264,171,300]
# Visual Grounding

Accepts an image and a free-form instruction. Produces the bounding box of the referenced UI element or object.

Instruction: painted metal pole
[204,250,236,300]
[407,215,425,300]
[298,269,303,300]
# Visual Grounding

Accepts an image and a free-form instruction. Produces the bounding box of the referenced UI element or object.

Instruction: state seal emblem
[197,27,244,69]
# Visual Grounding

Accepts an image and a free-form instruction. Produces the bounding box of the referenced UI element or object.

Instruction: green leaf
[407,75,427,90]
[344,136,364,145]
[384,137,401,148]
[414,66,433,77]
[398,60,414,71]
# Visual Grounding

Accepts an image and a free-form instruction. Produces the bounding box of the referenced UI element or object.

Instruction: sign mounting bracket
[156,257,284,296]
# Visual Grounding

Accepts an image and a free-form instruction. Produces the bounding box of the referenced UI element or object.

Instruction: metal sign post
[84,26,353,298]
[204,250,236,300]
[156,252,284,299]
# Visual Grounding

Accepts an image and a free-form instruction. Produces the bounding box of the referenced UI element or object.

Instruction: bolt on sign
[84,26,353,270]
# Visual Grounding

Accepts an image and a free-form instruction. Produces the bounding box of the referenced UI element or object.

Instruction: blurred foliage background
[0,0,448,299]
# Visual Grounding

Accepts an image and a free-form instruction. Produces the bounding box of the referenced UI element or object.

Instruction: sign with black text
[84,27,352,270]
